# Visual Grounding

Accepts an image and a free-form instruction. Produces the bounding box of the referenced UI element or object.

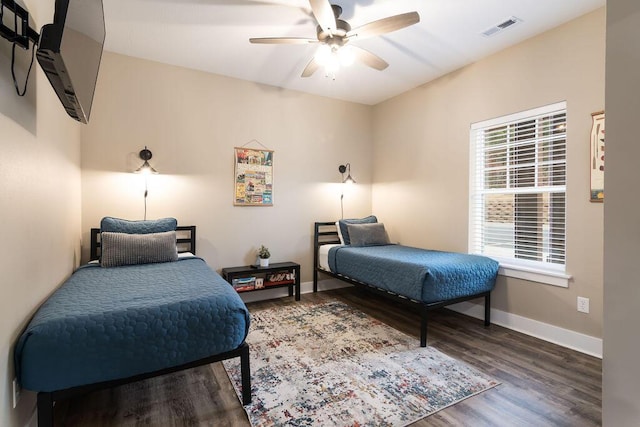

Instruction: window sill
[498,263,572,288]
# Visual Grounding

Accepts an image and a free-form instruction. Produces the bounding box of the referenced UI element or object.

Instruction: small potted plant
[257,245,271,267]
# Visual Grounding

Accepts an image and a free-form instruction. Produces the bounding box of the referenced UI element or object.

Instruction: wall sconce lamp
[135,146,158,175]
[134,146,158,220]
[338,163,356,184]
[338,163,356,219]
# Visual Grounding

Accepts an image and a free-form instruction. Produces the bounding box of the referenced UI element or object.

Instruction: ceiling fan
[249,0,420,77]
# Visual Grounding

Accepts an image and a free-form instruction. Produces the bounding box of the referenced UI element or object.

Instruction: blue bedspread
[328,245,499,303]
[15,257,250,392]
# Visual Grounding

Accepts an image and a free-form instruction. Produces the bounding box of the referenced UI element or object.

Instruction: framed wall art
[590,111,605,202]
[234,147,273,206]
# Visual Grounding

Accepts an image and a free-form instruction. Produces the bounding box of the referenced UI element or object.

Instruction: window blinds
[470,102,567,271]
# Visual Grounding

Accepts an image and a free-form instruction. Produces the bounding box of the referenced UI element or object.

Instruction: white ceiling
[102,0,605,105]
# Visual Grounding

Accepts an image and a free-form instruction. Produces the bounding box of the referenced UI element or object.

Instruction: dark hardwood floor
[55,287,602,426]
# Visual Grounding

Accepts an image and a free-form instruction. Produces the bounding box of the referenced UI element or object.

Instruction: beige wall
[0,5,617,425]
[372,9,605,338]
[603,0,640,424]
[81,52,373,280]
[1,2,82,426]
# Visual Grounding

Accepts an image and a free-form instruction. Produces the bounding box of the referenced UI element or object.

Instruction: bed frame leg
[313,223,320,293]
[37,392,54,427]
[420,306,428,347]
[240,343,252,406]
[484,292,491,327]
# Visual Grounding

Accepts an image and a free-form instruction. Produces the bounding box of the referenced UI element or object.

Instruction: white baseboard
[240,280,602,358]
[447,301,603,358]
[304,278,350,293]
[238,279,348,304]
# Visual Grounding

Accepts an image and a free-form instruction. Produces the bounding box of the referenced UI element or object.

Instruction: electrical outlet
[577,296,590,314]
[12,378,20,409]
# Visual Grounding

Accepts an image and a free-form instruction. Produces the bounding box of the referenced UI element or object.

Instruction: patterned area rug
[223,301,499,426]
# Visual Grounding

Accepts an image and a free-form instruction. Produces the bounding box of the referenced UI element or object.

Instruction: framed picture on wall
[234,147,274,206]
[590,111,605,202]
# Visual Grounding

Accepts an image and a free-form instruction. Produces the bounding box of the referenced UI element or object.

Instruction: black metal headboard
[90,226,197,261]
[312,221,341,293]
[313,221,341,264]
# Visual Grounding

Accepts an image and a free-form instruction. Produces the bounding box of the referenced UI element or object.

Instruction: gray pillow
[101,231,178,268]
[347,223,390,247]
[338,215,378,245]
[100,217,177,234]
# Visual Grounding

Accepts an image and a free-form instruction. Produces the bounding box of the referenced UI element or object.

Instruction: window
[469,102,570,287]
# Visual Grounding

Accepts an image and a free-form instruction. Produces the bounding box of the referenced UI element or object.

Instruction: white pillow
[335,221,345,245]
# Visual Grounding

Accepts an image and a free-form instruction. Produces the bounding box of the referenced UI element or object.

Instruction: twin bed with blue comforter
[16,215,497,424]
[15,218,251,427]
[328,245,498,303]
[314,217,499,347]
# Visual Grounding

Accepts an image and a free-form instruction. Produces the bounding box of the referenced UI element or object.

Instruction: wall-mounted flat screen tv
[36,0,105,124]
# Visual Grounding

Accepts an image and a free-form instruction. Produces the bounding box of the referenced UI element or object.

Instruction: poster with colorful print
[590,111,605,202]
[234,148,273,206]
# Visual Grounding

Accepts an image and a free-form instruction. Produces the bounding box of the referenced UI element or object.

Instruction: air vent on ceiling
[481,16,522,37]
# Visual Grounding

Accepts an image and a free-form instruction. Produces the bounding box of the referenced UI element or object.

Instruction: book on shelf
[266,271,295,284]
[232,277,255,291]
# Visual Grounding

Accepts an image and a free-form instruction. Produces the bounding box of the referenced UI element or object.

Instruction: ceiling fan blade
[309,0,336,34]
[301,57,320,77]
[347,11,420,40]
[250,37,317,44]
[350,46,388,71]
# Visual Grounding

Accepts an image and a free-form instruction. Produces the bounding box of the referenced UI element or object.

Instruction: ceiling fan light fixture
[337,47,354,66]
[315,44,353,77]
[324,53,340,76]
[314,44,332,65]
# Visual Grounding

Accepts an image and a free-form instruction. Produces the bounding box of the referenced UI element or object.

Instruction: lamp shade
[134,147,158,174]
[135,160,158,175]
[339,163,355,184]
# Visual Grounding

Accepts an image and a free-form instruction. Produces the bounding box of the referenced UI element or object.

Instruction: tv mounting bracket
[0,0,40,49]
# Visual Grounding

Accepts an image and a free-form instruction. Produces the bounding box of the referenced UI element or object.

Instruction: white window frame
[469,102,571,287]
